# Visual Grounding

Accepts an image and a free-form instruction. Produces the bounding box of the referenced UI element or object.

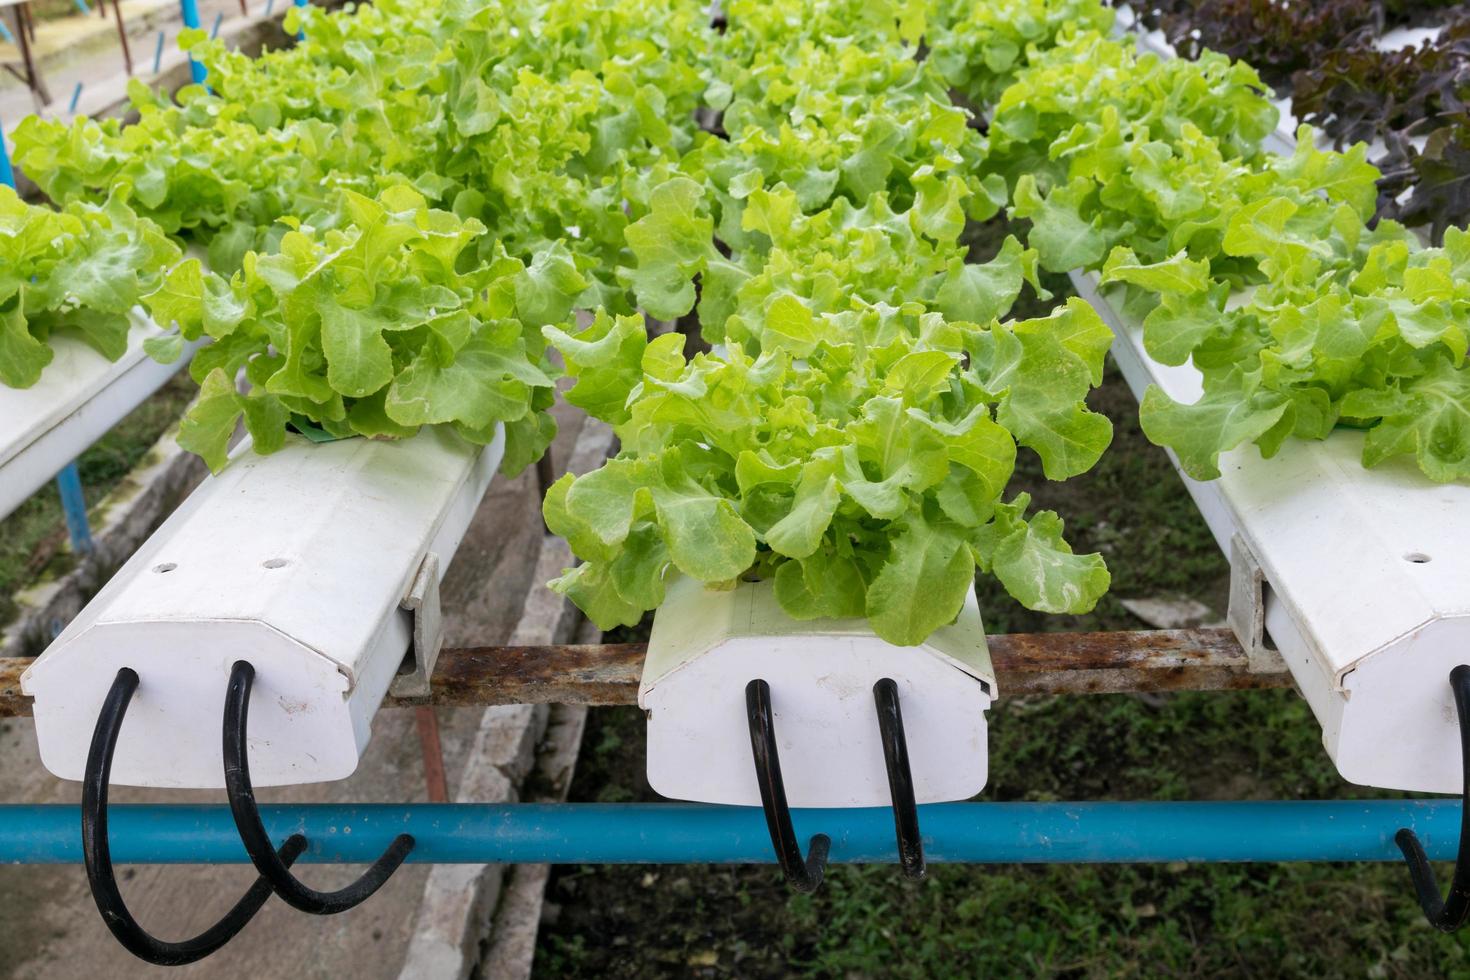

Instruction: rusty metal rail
[0,628,1291,719]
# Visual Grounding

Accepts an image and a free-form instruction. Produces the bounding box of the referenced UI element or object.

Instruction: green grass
[534,333,1470,977]
[0,374,194,628]
[538,691,1470,979]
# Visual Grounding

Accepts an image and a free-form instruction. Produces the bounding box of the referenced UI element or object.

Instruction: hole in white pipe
[152,563,177,573]
[262,558,290,569]
[1405,553,1432,564]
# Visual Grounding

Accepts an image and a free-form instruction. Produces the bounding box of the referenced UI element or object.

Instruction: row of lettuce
[3,0,1467,643]
[1120,0,1469,239]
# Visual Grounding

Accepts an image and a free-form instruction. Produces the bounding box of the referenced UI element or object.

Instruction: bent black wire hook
[745,678,830,893]
[873,678,925,880]
[82,667,306,967]
[1396,664,1470,933]
[223,660,415,915]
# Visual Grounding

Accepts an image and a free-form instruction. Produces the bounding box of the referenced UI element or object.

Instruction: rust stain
[0,658,29,718]
[277,695,311,716]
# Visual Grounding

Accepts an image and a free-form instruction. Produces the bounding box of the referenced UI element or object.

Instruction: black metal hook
[82,667,306,966]
[873,678,925,880]
[745,678,830,893]
[1396,664,1470,933]
[223,660,415,915]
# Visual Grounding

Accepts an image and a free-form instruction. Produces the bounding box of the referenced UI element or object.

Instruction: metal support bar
[415,706,449,803]
[54,462,94,555]
[0,629,1297,719]
[0,800,1459,865]
[404,628,1291,705]
[6,4,50,107]
[110,0,132,75]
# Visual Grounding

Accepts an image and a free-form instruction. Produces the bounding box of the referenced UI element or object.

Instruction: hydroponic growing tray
[1072,269,1470,794]
[0,309,201,521]
[21,424,502,787]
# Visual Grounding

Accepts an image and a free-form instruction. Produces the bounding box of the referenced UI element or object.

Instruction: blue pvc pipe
[0,801,1457,865]
[178,0,206,84]
[54,462,94,554]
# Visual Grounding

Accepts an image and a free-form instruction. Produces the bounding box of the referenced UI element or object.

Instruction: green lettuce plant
[142,186,562,473]
[544,179,1113,645]
[0,187,179,388]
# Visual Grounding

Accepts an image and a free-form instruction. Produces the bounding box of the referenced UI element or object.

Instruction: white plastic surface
[22,425,502,788]
[0,308,201,520]
[1073,270,1470,793]
[640,577,995,807]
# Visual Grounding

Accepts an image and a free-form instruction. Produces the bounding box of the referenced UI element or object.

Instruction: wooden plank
[395,627,1291,707]
[988,628,1290,695]
[404,642,647,708]
[0,656,24,717]
[0,629,1293,718]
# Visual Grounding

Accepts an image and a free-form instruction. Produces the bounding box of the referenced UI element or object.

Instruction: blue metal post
[294,0,306,41]
[68,82,84,114]
[0,117,13,189]
[0,19,13,44]
[54,463,94,554]
[0,801,1458,865]
[153,30,165,74]
[179,0,206,84]
[210,11,221,38]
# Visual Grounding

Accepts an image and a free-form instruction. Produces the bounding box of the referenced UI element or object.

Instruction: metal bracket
[390,552,443,699]
[1226,534,1284,675]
